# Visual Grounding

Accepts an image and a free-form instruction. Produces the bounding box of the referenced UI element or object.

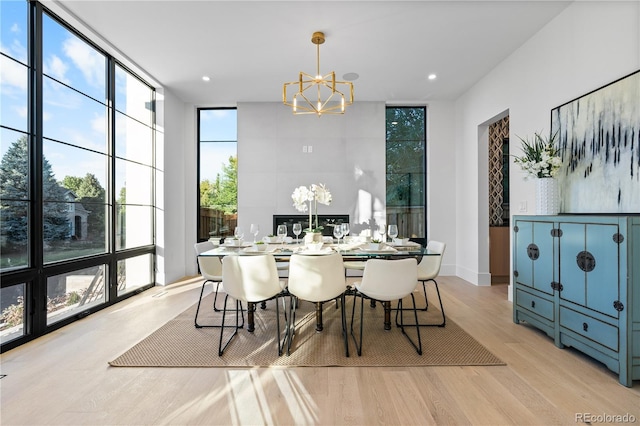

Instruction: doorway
[488,116,510,284]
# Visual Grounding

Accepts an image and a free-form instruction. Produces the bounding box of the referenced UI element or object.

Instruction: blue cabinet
[513,215,640,387]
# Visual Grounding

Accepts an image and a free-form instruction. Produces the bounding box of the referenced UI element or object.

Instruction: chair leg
[218,296,240,356]
[430,280,446,327]
[340,293,349,357]
[418,280,429,311]
[394,279,446,328]
[286,295,298,356]
[349,291,365,356]
[396,294,422,355]
[194,280,209,328]
[212,282,222,311]
[196,281,246,329]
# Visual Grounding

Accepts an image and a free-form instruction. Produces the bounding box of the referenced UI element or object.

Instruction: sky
[1,1,236,193]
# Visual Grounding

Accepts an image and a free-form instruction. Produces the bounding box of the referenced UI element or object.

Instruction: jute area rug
[109,292,504,368]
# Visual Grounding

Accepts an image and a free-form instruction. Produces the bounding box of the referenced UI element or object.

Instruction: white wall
[155,88,189,284]
[236,102,387,238]
[454,1,640,291]
[425,101,458,276]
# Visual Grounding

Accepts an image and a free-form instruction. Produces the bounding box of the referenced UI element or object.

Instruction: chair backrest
[194,241,222,280]
[222,254,283,303]
[418,240,446,279]
[287,253,346,302]
[358,258,418,301]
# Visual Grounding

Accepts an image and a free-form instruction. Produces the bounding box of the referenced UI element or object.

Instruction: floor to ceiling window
[0,1,156,350]
[197,108,237,242]
[385,106,427,241]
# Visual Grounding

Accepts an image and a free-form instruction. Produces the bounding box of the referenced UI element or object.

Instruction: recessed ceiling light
[343,72,359,81]
[202,76,211,82]
[427,74,437,80]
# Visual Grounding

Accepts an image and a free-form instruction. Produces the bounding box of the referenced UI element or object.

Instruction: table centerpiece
[291,183,332,243]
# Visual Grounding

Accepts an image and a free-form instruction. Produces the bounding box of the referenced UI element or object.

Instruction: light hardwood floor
[1,275,639,425]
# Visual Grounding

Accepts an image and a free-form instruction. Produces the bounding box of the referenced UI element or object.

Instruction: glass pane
[115,65,153,126]
[0,0,27,66]
[43,139,107,202]
[42,76,107,151]
[115,111,153,165]
[200,109,237,141]
[117,253,153,296]
[198,109,238,241]
[386,107,425,141]
[1,131,29,200]
[116,204,153,250]
[386,107,426,239]
[1,200,29,270]
[42,13,106,102]
[43,202,106,263]
[0,56,28,132]
[46,265,106,325]
[200,141,237,184]
[0,283,26,344]
[115,158,152,205]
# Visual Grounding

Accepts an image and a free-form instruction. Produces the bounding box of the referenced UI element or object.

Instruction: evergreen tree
[0,136,70,247]
[61,173,106,243]
[215,156,237,214]
[199,156,237,215]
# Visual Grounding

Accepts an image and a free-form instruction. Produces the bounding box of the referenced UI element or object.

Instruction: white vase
[536,177,559,215]
[304,232,322,244]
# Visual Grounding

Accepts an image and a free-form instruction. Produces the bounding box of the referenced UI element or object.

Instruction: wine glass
[277,224,287,250]
[388,224,398,243]
[341,223,350,245]
[234,226,244,241]
[292,223,302,244]
[333,224,344,250]
[250,223,260,242]
[378,223,386,242]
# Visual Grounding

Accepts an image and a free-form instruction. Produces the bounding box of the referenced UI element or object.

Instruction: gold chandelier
[283,32,354,116]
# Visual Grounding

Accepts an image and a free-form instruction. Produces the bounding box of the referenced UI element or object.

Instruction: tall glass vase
[536,177,559,215]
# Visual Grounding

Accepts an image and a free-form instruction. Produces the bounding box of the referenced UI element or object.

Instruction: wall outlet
[519,201,527,212]
[302,145,307,153]
[308,145,313,153]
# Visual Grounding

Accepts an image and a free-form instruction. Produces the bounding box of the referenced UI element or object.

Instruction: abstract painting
[551,70,640,213]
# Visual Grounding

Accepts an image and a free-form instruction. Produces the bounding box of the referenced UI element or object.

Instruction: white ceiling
[53,0,572,105]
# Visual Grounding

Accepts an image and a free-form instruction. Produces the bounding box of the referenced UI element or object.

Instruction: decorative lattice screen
[489,116,509,226]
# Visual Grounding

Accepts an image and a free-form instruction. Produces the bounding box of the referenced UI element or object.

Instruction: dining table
[198,239,441,332]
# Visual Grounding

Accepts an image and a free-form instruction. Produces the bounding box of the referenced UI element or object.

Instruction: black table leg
[247,302,255,332]
[315,302,324,332]
[383,301,391,330]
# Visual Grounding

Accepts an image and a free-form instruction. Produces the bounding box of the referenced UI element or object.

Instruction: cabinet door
[559,222,619,318]
[514,219,555,295]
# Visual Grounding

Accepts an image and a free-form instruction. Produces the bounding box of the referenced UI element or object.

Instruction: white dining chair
[350,258,421,356]
[416,240,446,326]
[194,241,245,328]
[286,253,349,356]
[219,254,288,356]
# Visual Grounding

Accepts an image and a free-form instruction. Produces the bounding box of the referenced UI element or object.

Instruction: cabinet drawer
[559,306,618,352]
[516,289,554,322]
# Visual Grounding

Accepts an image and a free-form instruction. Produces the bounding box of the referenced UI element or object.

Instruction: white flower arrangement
[291,183,332,233]
[513,131,562,180]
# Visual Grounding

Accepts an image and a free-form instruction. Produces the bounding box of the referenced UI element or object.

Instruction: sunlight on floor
[225,369,319,425]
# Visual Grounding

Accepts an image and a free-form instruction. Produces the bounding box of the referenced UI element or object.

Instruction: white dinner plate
[358,247,398,254]
[241,247,275,254]
[224,242,253,248]
[387,241,420,248]
[299,248,333,255]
